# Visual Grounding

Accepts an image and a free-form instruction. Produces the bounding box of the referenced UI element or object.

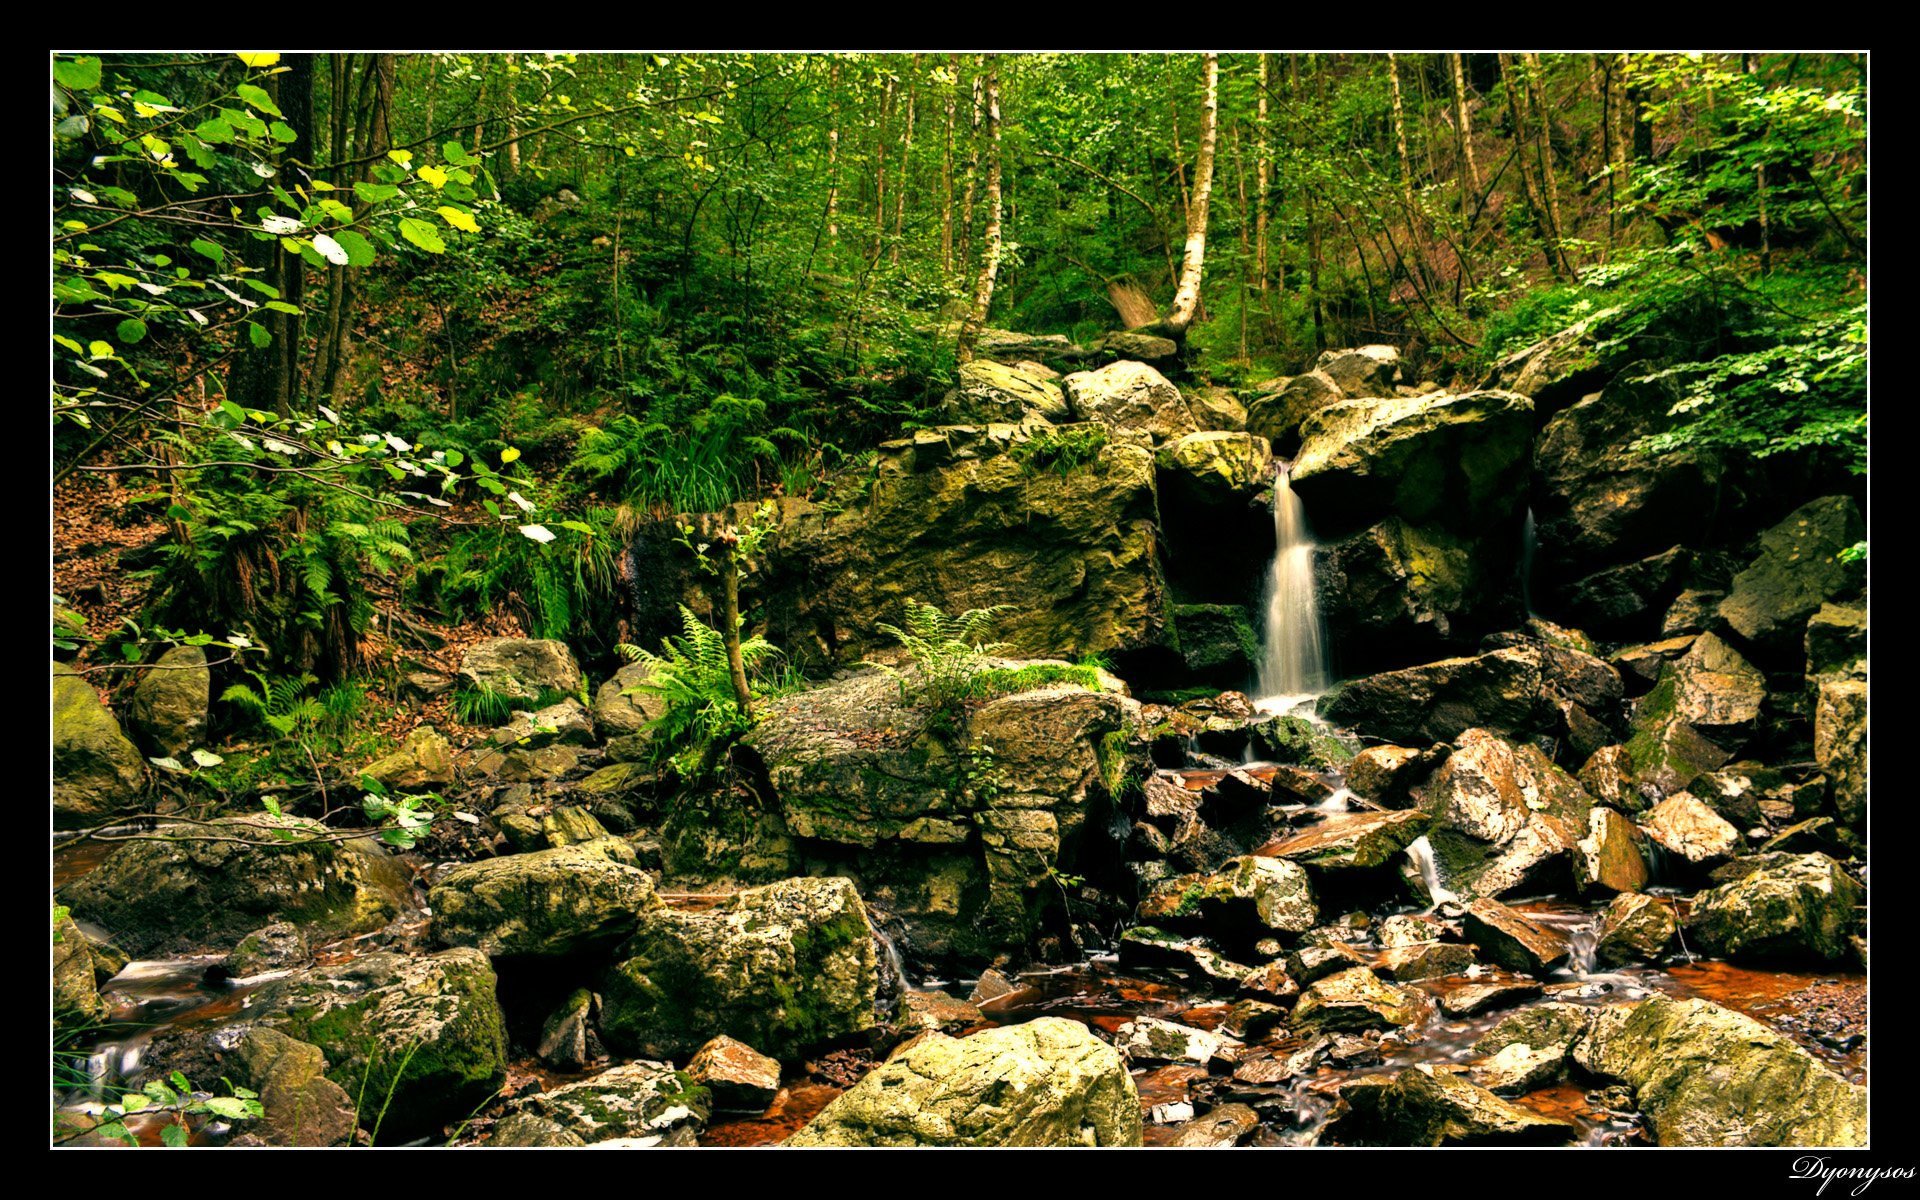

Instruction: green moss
[1011,424,1108,474]
[1625,674,1679,775]
[970,663,1105,697]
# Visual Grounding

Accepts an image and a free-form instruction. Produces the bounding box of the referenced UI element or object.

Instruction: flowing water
[1254,464,1330,713]
[1521,505,1539,616]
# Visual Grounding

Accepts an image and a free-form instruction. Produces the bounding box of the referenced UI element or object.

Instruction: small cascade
[1404,836,1460,910]
[1521,506,1539,616]
[1566,918,1600,976]
[1254,464,1330,711]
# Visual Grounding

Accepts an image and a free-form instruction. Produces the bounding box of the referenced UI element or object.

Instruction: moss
[971,663,1104,698]
[1624,674,1679,775]
[1171,882,1208,918]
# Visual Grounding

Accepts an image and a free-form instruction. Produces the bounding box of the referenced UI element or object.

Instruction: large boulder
[503,1060,710,1146]
[1577,995,1865,1146]
[258,948,509,1143]
[1639,793,1740,867]
[1317,517,1518,670]
[1097,330,1180,366]
[458,638,584,705]
[1685,852,1864,965]
[1157,432,1272,504]
[52,665,147,829]
[1258,810,1428,875]
[1062,360,1196,443]
[127,645,210,758]
[785,1018,1141,1147]
[1323,1066,1578,1146]
[1290,391,1533,536]
[359,726,455,791]
[1314,345,1403,397]
[600,876,879,1061]
[1595,892,1678,965]
[1321,646,1564,746]
[1417,729,1595,901]
[429,840,659,959]
[1718,497,1865,655]
[1621,634,1765,801]
[53,912,107,1031]
[59,816,412,958]
[1293,967,1429,1032]
[1486,306,1626,419]
[591,661,668,738]
[942,359,1071,425]
[225,1028,358,1147]
[1137,855,1317,940]
[1245,370,1345,452]
[1461,898,1571,976]
[1814,679,1867,830]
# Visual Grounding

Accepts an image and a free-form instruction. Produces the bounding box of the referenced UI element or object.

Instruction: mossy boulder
[591,661,667,738]
[1170,603,1261,686]
[360,726,455,791]
[1315,345,1403,397]
[1685,852,1863,965]
[53,913,107,1031]
[458,637,584,705]
[1417,727,1594,901]
[1318,517,1518,670]
[1319,646,1550,746]
[59,816,412,958]
[1814,679,1867,830]
[226,1028,357,1147]
[1595,892,1679,966]
[1157,431,1272,503]
[52,664,147,830]
[1137,855,1317,940]
[1718,496,1865,656]
[785,1017,1141,1147]
[430,839,658,959]
[1245,370,1345,452]
[1062,360,1196,443]
[1293,967,1429,1032]
[1577,995,1865,1146]
[1259,810,1428,875]
[127,645,209,759]
[504,1060,710,1146]
[1324,1067,1579,1146]
[259,948,508,1143]
[600,876,879,1061]
[943,359,1071,425]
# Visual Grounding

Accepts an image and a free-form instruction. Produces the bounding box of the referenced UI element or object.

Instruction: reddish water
[701,1083,844,1147]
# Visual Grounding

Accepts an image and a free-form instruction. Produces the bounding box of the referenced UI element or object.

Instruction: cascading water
[1254,463,1330,712]
[1404,836,1461,910]
[1521,506,1539,616]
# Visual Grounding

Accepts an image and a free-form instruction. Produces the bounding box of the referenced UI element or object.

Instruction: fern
[618,605,782,769]
[221,671,323,738]
[865,598,1015,717]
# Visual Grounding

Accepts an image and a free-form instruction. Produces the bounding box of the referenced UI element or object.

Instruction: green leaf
[116,318,148,344]
[194,117,235,144]
[268,121,298,144]
[202,1096,256,1120]
[160,1122,190,1148]
[95,1121,138,1147]
[353,181,400,204]
[330,228,376,267]
[436,205,480,234]
[398,217,446,254]
[190,749,224,768]
[247,322,271,349]
[235,83,283,118]
[54,56,101,91]
[189,238,225,264]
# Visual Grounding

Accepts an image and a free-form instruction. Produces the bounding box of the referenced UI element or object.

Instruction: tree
[955,55,1001,364]
[1163,52,1218,341]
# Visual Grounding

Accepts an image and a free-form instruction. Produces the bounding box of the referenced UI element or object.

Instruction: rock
[1099,330,1180,364]
[52,665,147,829]
[1324,1066,1578,1146]
[1169,603,1261,686]
[489,1113,586,1147]
[537,989,601,1071]
[1116,927,1252,989]
[1664,588,1726,637]
[1293,967,1428,1032]
[1417,727,1594,901]
[901,991,986,1036]
[1487,307,1625,415]
[458,637,584,706]
[687,1035,782,1113]
[1467,1042,1565,1095]
[785,1018,1141,1147]
[1574,807,1651,896]
[1258,810,1427,875]
[1758,817,1839,855]
[1317,517,1520,668]
[592,661,668,738]
[1062,360,1196,443]
[59,816,412,958]
[227,1028,357,1146]
[493,801,614,854]
[1291,391,1533,535]
[1577,745,1642,813]
[1718,497,1865,654]
[1236,962,1300,1006]
[1805,602,1867,678]
[1668,632,1767,743]
[1286,943,1369,985]
[1556,546,1694,638]
[53,913,106,1030]
[1220,999,1288,1040]
[1640,794,1740,866]
[969,969,1016,1005]
[1169,1102,1261,1147]
[944,359,1071,425]
[1375,942,1477,982]
[1158,431,1272,502]
[1435,973,1544,1017]
[1595,893,1678,966]
[1245,370,1346,451]
[1315,345,1402,397]
[1376,913,1448,948]
[127,645,209,758]
[1814,679,1867,830]
[1473,1003,1595,1056]
[227,922,308,977]
[1185,386,1247,432]
[1113,1016,1240,1065]
[431,840,655,959]
[400,670,455,701]
[600,876,878,1061]
[260,948,508,1143]
[1577,995,1865,1146]
[1320,647,1549,746]
[1347,746,1431,807]
[1138,856,1317,939]
[477,743,583,782]
[360,726,456,791]
[1686,852,1864,965]
[1610,635,1699,689]
[506,1060,710,1145]
[490,698,595,749]
[1461,899,1570,975]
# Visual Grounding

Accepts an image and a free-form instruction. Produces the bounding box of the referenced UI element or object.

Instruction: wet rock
[1468,1042,1565,1095]
[1473,1004,1596,1057]
[227,922,308,977]
[1460,899,1570,975]
[260,948,508,1143]
[1319,647,1547,746]
[458,637,584,705]
[1292,967,1428,1032]
[1285,943,1369,985]
[506,1060,710,1145]
[1158,431,1273,502]
[943,359,1071,425]
[1376,913,1449,948]
[1574,807,1651,896]
[1115,1016,1241,1065]
[1317,518,1516,668]
[1639,793,1740,867]
[537,988,602,1071]
[1186,385,1248,432]
[901,991,986,1036]
[1138,855,1318,939]
[1805,602,1867,678]
[1577,745,1643,813]
[1718,496,1865,655]
[1814,679,1867,830]
[688,1035,782,1113]
[1435,973,1544,1017]
[1315,345,1403,397]
[1417,727,1593,901]
[786,1018,1142,1147]
[59,816,411,958]
[1169,1102,1261,1147]
[128,645,209,759]
[600,876,879,1061]
[1291,391,1533,535]
[1324,1066,1579,1146]
[1260,809,1427,875]
[969,969,1016,1005]
[1221,1000,1288,1040]
[1116,927,1251,988]
[227,1028,357,1147]
[1609,635,1698,690]
[53,913,106,1030]
[1346,746,1432,807]
[1375,942,1477,983]
[1245,370,1345,450]
[359,725,455,791]
[1169,603,1261,686]
[1063,360,1196,443]
[430,839,657,959]
[1686,852,1864,965]
[52,664,147,829]
[488,1113,586,1147]
[1236,962,1301,1006]
[1595,893,1679,966]
[1577,995,1865,1146]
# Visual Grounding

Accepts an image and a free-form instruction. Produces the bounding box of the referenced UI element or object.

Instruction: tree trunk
[231,55,314,419]
[826,59,840,240]
[1165,53,1219,339]
[955,57,1002,364]
[1388,54,1418,232]
[891,55,917,264]
[1451,54,1480,219]
[1525,54,1572,275]
[717,538,753,717]
[942,54,957,278]
[872,74,894,262]
[960,59,983,281]
[1255,53,1271,294]
[1500,54,1562,280]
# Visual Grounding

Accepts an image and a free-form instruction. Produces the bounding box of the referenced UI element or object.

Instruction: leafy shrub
[1010,425,1108,474]
[618,604,783,772]
[865,599,1015,725]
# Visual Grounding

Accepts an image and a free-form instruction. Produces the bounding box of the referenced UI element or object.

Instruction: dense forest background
[52,50,1866,700]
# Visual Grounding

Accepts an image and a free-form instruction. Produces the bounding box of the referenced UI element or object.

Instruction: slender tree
[1164,52,1219,341]
[956,57,1002,363]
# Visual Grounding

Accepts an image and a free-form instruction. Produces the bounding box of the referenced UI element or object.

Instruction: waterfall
[1404,836,1460,910]
[1255,463,1330,708]
[1521,506,1539,616]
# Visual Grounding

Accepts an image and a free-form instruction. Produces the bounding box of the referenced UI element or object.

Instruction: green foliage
[969,661,1105,699]
[57,1070,264,1148]
[358,775,448,850]
[1010,424,1108,474]
[222,671,325,739]
[618,604,783,773]
[864,599,1015,722]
